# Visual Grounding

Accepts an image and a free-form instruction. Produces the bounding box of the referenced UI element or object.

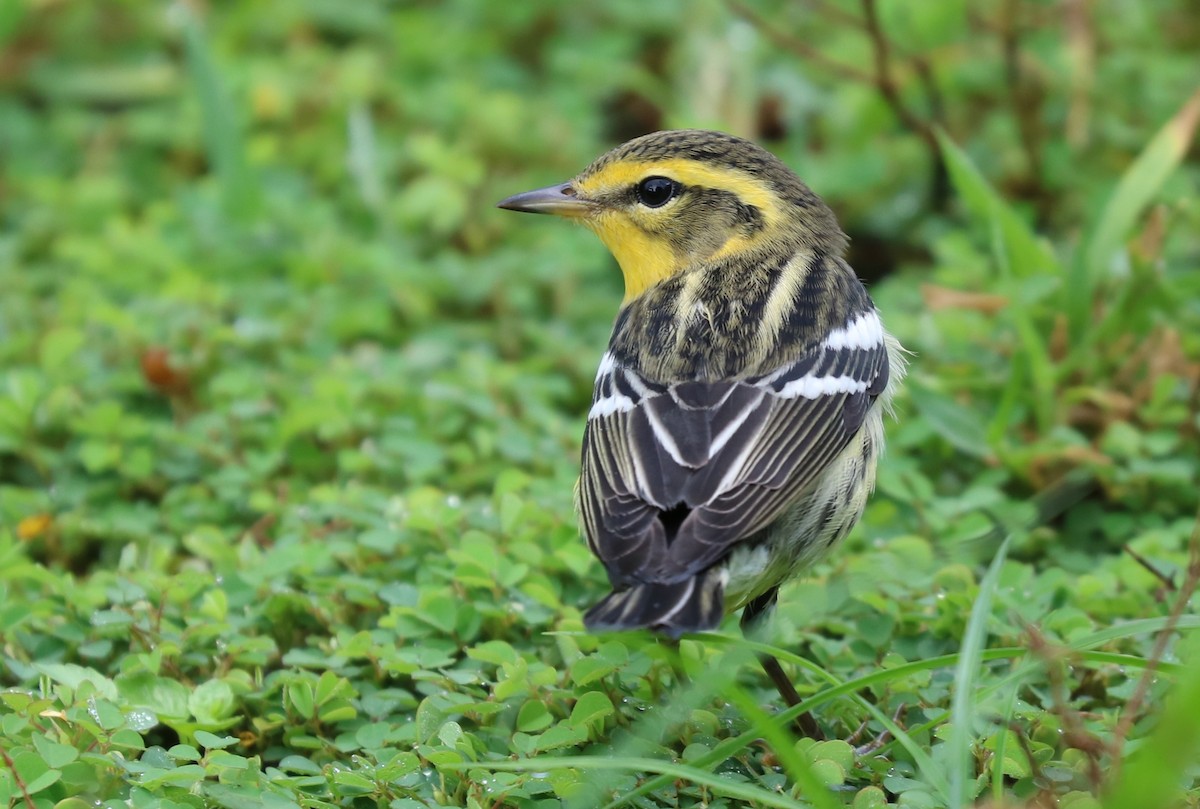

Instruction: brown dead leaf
[1027,445,1112,489]
[140,347,192,398]
[920,283,1009,314]
[1049,313,1070,362]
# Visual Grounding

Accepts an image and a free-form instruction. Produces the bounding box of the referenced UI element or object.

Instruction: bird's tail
[583,569,726,638]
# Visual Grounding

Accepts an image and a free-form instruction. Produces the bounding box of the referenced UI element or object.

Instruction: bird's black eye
[635,176,679,208]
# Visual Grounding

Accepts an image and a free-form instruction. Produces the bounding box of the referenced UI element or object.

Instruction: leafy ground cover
[1,2,1199,807]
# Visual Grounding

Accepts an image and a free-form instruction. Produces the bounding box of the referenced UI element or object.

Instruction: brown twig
[860,0,930,138]
[799,0,864,29]
[910,55,949,207]
[859,0,947,208]
[730,0,950,207]
[1024,621,1107,789]
[726,0,873,84]
[854,703,905,757]
[0,745,36,809]
[1110,508,1200,761]
[1123,544,1178,594]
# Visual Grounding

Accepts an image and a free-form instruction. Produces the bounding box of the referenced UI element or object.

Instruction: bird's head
[498,130,845,303]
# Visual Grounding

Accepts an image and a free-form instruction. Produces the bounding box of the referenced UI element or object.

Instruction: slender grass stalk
[990,674,1022,803]
[439,755,811,809]
[724,686,841,809]
[1072,88,1200,343]
[177,3,259,219]
[949,534,1013,807]
[938,132,1060,434]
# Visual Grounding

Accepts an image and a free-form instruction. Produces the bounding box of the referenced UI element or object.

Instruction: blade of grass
[1075,615,1200,648]
[949,533,1013,807]
[989,219,1057,435]
[1073,87,1200,340]
[724,685,841,809]
[987,348,1026,447]
[938,131,1061,436]
[936,130,1058,279]
[438,755,809,809]
[347,103,389,230]
[907,381,994,460]
[990,681,1021,804]
[599,645,992,809]
[592,636,756,800]
[871,648,1186,764]
[861,700,952,804]
[177,4,259,219]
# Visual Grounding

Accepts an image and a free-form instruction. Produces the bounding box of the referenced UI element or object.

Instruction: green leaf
[568,655,616,687]
[194,730,238,749]
[52,799,95,809]
[109,729,146,750]
[726,686,841,809]
[907,382,992,459]
[39,327,85,372]
[189,680,235,724]
[467,640,518,666]
[809,740,854,773]
[32,734,79,768]
[516,699,552,733]
[317,699,358,723]
[436,720,463,749]
[853,787,889,809]
[168,744,202,762]
[568,691,613,729]
[11,752,59,795]
[34,663,118,701]
[91,699,126,730]
[330,769,376,792]
[118,673,190,720]
[314,670,342,705]
[287,680,315,720]
[534,722,589,752]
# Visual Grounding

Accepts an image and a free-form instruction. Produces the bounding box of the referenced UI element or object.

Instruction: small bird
[499,130,904,718]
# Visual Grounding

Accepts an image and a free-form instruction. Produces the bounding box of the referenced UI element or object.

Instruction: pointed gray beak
[497,183,592,217]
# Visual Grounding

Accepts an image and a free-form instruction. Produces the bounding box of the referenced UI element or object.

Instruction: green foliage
[2,1,1199,807]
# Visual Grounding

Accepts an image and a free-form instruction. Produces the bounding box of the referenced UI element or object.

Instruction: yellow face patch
[583,211,677,303]
[572,158,782,304]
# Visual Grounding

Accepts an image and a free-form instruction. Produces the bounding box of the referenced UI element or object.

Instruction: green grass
[2,1,1200,807]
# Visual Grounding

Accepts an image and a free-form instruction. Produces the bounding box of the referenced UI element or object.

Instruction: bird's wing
[579,310,891,586]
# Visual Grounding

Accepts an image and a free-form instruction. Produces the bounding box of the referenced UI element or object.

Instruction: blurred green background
[1,1,1198,807]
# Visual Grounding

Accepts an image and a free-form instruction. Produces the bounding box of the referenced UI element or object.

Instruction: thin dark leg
[740,589,824,740]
